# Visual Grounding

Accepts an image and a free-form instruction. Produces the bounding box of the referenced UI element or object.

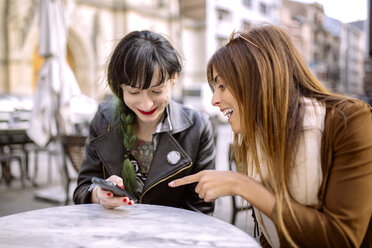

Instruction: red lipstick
[137,107,158,115]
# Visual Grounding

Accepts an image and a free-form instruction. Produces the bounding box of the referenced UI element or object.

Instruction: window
[242,0,252,8]
[259,2,268,15]
[217,8,232,21]
[183,89,201,97]
[157,0,165,7]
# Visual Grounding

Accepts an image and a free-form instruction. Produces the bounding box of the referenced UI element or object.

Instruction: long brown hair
[207,24,345,246]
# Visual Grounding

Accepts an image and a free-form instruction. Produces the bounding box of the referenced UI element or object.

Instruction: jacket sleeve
[273,102,372,247]
[73,104,109,204]
[184,113,216,214]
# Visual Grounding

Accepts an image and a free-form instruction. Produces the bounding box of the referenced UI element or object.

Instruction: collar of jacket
[101,99,193,135]
[166,100,193,134]
[91,99,194,201]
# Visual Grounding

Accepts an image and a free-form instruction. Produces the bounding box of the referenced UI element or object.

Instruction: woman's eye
[152,90,162,94]
[218,84,226,90]
[128,91,140,95]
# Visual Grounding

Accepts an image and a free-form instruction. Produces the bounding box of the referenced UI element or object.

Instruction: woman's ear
[170,73,178,85]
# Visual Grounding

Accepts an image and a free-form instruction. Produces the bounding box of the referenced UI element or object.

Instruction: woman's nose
[211,91,220,107]
[140,94,154,110]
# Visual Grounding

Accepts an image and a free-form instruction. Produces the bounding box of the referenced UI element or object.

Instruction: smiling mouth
[137,107,158,115]
[223,108,233,118]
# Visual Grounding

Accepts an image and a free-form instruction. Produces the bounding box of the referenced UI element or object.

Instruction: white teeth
[222,108,233,118]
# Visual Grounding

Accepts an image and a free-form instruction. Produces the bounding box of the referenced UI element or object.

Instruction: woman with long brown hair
[169,24,372,247]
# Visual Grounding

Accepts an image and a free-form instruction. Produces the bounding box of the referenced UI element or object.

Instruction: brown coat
[271,100,372,247]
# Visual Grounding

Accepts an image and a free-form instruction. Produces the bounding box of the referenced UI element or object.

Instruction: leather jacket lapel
[168,100,193,133]
[90,126,124,177]
[89,100,194,193]
[142,132,192,193]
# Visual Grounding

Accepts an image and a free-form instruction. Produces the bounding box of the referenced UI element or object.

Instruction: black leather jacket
[73,99,216,214]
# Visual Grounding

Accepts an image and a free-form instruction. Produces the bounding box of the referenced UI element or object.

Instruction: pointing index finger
[168,172,202,187]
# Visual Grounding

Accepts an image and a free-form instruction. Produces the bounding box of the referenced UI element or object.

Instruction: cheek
[123,93,136,106]
[164,94,171,104]
[158,90,171,104]
[154,95,169,106]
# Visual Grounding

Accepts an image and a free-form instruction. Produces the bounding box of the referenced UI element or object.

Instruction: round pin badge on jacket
[167,151,181,165]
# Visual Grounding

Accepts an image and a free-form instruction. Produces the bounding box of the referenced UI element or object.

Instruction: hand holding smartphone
[91,177,138,203]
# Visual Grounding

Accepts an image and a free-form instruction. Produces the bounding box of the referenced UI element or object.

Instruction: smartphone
[91,177,138,203]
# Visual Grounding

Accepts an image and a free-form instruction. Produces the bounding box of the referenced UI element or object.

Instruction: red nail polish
[120,185,124,189]
[128,201,133,205]
[107,193,112,196]
[123,198,128,203]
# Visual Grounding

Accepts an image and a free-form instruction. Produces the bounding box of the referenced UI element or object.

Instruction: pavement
[0,124,258,241]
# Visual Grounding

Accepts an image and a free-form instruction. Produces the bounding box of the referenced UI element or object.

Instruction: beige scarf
[249,97,326,247]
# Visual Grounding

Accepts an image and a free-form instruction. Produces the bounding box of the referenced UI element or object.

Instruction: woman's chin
[230,125,240,134]
[229,120,241,134]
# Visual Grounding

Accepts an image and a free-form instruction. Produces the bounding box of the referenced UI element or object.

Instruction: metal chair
[0,151,24,186]
[0,130,30,187]
[31,142,59,184]
[228,144,252,225]
[61,135,87,204]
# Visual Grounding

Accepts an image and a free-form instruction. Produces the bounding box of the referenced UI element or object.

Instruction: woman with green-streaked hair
[73,30,215,214]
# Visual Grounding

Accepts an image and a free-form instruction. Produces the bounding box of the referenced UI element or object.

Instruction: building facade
[339,21,365,98]
[282,0,366,98]
[0,0,367,111]
[0,0,182,101]
[180,0,281,115]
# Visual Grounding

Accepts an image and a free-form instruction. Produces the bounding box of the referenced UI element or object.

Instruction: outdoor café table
[0,203,260,248]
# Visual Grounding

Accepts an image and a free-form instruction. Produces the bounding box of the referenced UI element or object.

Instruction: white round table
[0,204,260,247]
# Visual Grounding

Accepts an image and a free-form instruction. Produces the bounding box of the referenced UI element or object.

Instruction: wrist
[232,173,249,200]
[95,187,100,203]
[91,186,100,203]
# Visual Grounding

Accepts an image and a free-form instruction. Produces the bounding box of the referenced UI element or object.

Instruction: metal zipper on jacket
[139,162,193,203]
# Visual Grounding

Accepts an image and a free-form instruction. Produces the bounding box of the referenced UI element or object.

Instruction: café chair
[0,129,28,187]
[228,144,252,225]
[0,150,24,186]
[61,134,87,205]
[31,140,59,185]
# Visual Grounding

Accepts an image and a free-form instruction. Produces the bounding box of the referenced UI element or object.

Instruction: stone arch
[23,24,93,97]
[66,28,94,97]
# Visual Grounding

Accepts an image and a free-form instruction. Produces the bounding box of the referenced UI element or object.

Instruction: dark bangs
[122,39,170,89]
[108,30,182,97]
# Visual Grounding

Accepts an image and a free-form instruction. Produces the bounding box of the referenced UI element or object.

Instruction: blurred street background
[0,0,371,239]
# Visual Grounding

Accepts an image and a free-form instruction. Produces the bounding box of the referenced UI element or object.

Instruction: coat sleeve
[184,112,216,214]
[72,104,109,204]
[273,101,372,247]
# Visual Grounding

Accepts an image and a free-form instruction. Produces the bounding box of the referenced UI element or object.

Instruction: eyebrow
[213,75,220,83]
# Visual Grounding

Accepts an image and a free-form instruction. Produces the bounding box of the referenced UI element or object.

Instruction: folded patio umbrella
[27,0,80,147]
